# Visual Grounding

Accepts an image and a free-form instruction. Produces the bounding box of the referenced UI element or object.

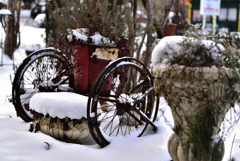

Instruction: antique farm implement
[12,45,159,147]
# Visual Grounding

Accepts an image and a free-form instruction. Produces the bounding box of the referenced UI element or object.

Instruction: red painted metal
[73,45,117,94]
[73,45,89,93]
[89,57,111,94]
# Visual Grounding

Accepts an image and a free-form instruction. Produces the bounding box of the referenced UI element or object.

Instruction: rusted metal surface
[73,45,118,94]
[73,45,89,93]
[91,48,119,60]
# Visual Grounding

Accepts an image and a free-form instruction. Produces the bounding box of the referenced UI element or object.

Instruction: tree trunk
[140,0,175,66]
[4,0,21,59]
[46,0,62,47]
[136,31,146,61]
[4,0,15,59]
[141,0,175,39]
[143,0,153,67]
[173,0,181,35]
[16,0,21,48]
[125,0,135,55]
[133,0,137,34]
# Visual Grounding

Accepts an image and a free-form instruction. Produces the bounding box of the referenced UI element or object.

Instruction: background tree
[45,0,62,47]
[4,0,21,59]
[141,0,175,39]
[139,0,174,67]
[172,0,190,35]
[45,0,183,67]
[143,0,154,66]
[46,0,138,52]
[140,0,190,67]
[22,0,34,9]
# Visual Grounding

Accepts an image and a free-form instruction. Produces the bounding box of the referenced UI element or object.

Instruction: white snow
[0,10,239,161]
[20,9,31,17]
[0,9,12,15]
[118,94,135,104]
[68,28,115,46]
[29,92,98,119]
[151,36,183,67]
[151,35,225,68]
[25,44,42,52]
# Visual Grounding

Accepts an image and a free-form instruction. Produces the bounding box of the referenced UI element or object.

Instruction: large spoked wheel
[12,49,71,122]
[87,57,157,147]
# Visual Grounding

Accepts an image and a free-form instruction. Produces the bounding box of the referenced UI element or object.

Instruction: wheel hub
[38,81,58,92]
[116,102,132,116]
[39,85,57,92]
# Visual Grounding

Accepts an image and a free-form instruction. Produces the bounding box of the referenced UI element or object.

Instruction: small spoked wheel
[87,57,157,147]
[12,49,71,122]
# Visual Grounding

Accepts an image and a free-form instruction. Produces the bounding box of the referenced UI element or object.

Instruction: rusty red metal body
[73,44,120,94]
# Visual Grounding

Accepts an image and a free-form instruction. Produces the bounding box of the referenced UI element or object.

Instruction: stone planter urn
[153,64,239,161]
[154,65,239,161]
[151,36,240,161]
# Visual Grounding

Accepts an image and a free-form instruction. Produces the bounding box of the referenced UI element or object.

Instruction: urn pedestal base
[168,133,224,161]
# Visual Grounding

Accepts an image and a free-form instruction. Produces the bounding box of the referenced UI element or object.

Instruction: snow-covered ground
[0,10,239,161]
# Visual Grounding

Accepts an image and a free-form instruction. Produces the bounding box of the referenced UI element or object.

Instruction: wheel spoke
[99,112,116,122]
[102,114,117,134]
[20,88,39,104]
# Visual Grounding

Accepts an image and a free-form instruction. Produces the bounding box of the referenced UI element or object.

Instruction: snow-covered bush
[152,25,240,69]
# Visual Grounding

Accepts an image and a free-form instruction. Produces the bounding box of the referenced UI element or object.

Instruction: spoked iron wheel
[87,57,157,147]
[12,49,71,122]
